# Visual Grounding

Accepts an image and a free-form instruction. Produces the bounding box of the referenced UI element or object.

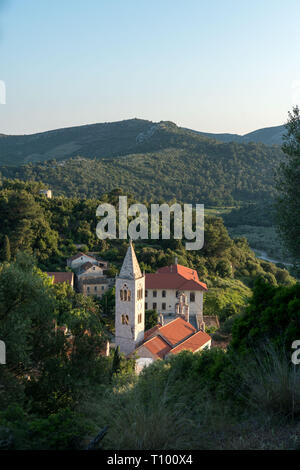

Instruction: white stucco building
[145,263,207,328]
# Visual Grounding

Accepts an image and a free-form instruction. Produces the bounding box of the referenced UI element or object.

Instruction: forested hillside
[0,134,283,206]
[0,119,285,167]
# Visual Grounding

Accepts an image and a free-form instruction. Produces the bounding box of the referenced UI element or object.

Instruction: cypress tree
[111,345,121,377]
[2,235,11,262]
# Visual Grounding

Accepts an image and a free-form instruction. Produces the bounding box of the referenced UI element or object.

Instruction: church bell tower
[115,240,145,355]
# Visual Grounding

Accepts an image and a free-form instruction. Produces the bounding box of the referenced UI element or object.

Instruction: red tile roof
[141,335,172,359]
[156,317,196,347]
[47,272,74,285]
[145,264,207,291]
[143,324,162,341]
[169,330,211,355]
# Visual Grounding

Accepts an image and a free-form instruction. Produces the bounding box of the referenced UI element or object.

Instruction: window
[138,314,142,324]
[145,290,148,297]
[145,302,148,310]
[121,314,129,325]
[190,292,195,302]
[120,287,131,301]
[94,286,97,291]
[87,286,90,293]
[162,303,166,310]
[153,291,157,298]
[153,303,157,310]
[102,285,105,290]
[162,290,166,298]
[137,288,143,300]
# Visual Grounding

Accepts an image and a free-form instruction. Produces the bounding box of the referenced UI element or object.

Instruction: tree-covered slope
[0,120,284,205]
[0,118,155,165]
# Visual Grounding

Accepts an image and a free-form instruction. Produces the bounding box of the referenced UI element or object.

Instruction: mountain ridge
[0,118,286,166]
[186,123,285,146]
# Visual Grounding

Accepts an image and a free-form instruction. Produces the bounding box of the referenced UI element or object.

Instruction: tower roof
[119,240,143,280]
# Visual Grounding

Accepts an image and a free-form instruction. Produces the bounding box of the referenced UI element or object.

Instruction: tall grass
[80,345,300,449]
[237,343,300,420]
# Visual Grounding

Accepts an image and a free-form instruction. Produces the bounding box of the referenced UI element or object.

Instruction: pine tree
[2,235,11,262]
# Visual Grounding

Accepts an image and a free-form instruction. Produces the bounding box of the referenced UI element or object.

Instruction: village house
[66,252,111,298]
[47,271,74,289]
[76,262,104,279]
[115,241,211,371]
[67,252,100,270]
[78,276,112,298]
[67,252,108,270]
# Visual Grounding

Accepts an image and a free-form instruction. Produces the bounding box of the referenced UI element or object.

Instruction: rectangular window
[87,286,90,293]
[145,302,148,310]
[94,286,97,291]
[162,303,166,310]
[153,303,157,310]
[162,290,166,298]
[138,314,142,324]
[153,291,157,298]
[190,292,195,302]
[145,290,148,297]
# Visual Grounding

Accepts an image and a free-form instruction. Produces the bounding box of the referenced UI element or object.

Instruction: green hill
[188,124,285,146]
[0,119,284,205]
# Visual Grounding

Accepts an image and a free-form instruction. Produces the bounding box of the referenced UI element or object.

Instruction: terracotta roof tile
[144,324,161,341]
[158,317,196,347]
[169,330,211,355]
[142,335,172,359]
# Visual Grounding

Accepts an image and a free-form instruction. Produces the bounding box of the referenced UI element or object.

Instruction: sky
[0,0,300,135]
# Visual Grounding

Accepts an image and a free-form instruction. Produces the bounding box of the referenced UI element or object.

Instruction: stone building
[115,240,145,356]
[67,252,99,270]
[76,262,104,279]
[78,276,111,298]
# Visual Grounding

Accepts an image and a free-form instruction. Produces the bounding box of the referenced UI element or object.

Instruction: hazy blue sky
[1,0,300,135]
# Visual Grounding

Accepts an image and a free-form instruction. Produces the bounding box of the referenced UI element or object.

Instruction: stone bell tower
[115,240,145,355]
